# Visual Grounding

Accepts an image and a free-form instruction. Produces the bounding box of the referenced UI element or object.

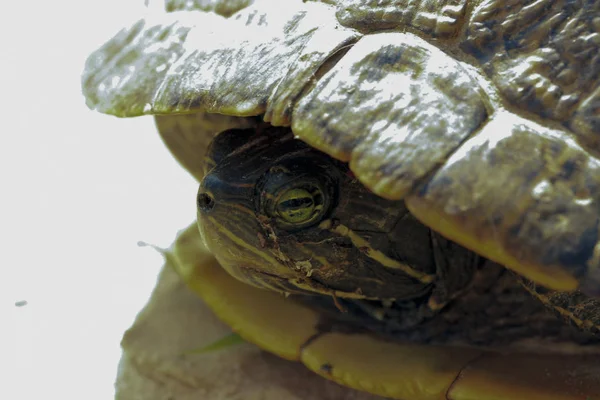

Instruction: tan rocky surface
[115,263,387,400]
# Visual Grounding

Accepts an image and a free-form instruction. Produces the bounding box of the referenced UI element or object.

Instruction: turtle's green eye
[276,186,324,224]
[258,159,337,230]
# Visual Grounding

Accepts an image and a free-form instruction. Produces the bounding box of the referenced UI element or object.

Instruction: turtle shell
[83,0,600,294]
[82,0,600,398]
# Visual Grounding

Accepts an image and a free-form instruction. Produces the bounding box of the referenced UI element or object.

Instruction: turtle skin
[81,0,600,399]
[83,0,600,296]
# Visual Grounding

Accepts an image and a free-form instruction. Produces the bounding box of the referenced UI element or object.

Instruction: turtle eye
[258,162,336,230]
[275,185,325,225]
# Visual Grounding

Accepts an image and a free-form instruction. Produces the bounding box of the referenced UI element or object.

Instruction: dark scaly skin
[197,125,478,304]
[82,1,600,295]
[197,126,599,347]
[302,265,599,348]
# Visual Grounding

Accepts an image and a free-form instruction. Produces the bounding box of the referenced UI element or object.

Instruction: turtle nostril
[197,192,215,212]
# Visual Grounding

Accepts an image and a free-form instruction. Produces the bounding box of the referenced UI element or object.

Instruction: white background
[2,2,199,399]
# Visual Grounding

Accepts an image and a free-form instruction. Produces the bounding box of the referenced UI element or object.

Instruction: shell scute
[292,32,489,200]
[407,112,600,291]
[82,1,359,119]
[462,0,600,144]
[333,0,468,37]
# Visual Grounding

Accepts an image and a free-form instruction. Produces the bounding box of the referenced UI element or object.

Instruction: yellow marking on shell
[300,332,484,400]
[520,283,599,332]
[319,220,435,284]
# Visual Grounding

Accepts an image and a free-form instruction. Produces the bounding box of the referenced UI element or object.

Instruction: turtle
[81,0,600,398]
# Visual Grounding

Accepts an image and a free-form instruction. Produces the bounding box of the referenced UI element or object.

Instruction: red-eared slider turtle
[82,0,600,398]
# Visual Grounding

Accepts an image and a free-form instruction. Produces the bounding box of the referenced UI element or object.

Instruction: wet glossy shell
[81,0,600,398]
[83,0,600,294]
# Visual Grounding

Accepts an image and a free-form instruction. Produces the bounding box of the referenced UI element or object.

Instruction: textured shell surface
[82,2,600,398]
[82,0,600,293]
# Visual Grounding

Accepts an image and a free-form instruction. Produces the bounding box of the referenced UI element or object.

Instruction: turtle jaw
[195,134,351,298]
[196,202,339,297]
[195,127,443,301]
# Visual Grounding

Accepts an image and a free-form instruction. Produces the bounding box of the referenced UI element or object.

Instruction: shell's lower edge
[172,222,600,400]
[405,194,579,293]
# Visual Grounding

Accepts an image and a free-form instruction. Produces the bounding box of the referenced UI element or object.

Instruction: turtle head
[197,127,436,300]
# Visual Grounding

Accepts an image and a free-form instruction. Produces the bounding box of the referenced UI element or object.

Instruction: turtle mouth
[197,213,383,300]
[197,213,302,290]
[216,261,318,296]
